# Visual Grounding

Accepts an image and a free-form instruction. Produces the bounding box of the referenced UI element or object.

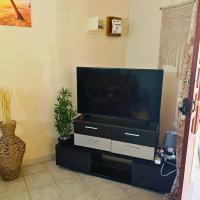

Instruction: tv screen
[77,67,163,122]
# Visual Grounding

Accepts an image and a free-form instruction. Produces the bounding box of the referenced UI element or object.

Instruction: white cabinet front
[111,141,155,161]
[74,134,111,151]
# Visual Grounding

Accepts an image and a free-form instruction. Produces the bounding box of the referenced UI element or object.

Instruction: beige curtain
[162,1,198,200]
[159,1,195,76]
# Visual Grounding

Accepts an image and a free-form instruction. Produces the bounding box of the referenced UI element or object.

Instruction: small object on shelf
[106,16,122,37]
[163,131,177,161]
[155,154,162,165]
[88,16,104,32]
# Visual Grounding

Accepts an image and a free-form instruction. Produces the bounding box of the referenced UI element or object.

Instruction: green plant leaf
[54,88,77,137]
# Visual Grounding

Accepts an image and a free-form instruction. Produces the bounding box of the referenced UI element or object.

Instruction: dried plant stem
[0,88,12,124]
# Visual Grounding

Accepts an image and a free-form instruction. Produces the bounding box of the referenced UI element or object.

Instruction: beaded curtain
[159,1,194,76]
[160,1,198,200]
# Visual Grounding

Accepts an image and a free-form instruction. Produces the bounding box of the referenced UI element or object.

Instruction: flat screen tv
[77,67,163,123]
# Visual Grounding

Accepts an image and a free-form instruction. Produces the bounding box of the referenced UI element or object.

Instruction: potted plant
[54,88,76,145]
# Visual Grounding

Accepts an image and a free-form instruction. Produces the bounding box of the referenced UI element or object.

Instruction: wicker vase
[0,121,26,181]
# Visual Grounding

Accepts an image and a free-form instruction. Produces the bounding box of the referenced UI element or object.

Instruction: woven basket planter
[0,121,26,181]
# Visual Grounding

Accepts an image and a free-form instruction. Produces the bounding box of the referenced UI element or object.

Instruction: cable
[160,160,177,177]
[166,160,177,167]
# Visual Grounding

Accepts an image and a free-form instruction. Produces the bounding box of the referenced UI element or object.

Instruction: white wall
[0,0,129,164]
[0,0,67,164]
[126,0,161,68]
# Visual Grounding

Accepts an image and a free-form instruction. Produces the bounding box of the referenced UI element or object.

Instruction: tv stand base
[56,142,176,194]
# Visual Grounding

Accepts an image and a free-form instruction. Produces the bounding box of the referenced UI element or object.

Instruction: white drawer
[74,134,111,151]
[111,141,155,161]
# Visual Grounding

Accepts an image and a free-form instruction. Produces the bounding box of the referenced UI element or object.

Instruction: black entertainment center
[56,136,176,193]
[56,67,176,193]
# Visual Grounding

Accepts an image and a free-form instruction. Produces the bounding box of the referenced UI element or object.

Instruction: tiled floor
[0,160,164,200]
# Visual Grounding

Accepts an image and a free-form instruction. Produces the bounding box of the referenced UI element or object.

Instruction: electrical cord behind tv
[160,159,177,177]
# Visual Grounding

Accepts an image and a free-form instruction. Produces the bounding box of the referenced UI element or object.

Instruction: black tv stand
[55,114,176,193]
[56,140,176,193]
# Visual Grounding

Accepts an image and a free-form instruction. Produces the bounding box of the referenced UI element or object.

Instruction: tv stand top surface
[75,114,159,132]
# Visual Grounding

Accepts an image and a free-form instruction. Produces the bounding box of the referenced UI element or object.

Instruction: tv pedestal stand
[56,115,176,193]
[56,137,176,193]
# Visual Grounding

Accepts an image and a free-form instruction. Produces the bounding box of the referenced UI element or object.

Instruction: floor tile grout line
[44,161,67,199]
[22,163,47,177]
[44,159,101,200]
[78,174,114,200]
[25,160,128,199]
[21,170,32,200]
[24,161,65,199]
[78,174,101,200]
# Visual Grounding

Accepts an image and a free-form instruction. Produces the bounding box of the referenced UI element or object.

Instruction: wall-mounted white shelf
[88,17,104,33]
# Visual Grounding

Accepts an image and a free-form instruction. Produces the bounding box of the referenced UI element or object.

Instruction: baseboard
[22,154,55,167]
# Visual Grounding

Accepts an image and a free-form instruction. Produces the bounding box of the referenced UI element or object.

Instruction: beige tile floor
[0,160,164,200]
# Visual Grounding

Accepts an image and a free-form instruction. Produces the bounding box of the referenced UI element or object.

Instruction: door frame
[178,1,200,199]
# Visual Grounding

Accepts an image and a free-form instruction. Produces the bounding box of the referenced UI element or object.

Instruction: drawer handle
[88,138,99,143]
[124,132,140,137]
[125,145,140,150]
[84,126,98,130]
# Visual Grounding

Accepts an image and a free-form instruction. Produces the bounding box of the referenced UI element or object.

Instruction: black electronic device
[163,131,177,161]
[77,67,164,123]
